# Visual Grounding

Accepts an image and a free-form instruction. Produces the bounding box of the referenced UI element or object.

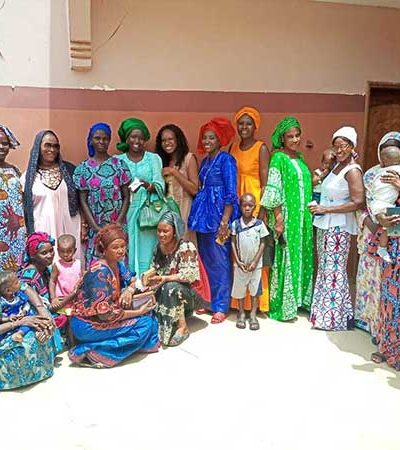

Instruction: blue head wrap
[87,122,112,157]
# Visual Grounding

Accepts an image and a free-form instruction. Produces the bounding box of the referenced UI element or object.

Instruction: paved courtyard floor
[1,312,399,450]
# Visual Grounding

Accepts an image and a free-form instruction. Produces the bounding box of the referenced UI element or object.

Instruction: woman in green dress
[260,117,313,321]
[116,118,165,275]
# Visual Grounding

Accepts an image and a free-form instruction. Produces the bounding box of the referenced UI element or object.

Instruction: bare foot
[12,332,24,343]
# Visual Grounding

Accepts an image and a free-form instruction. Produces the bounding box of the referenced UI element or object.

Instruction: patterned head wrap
[87,122,112,157]
[0,124,20,149]
[378,131,400,163]
[271,116,301,150]
[116,118,150,152]
[25,232,55,262]
[234,107,261,130]
[332,126,357,148]
[95,223,127,254]
[23,130,79,234]
[159,211,186,240]
[197,117,236,154]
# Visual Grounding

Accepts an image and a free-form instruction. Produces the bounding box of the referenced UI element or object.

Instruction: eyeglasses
[332,143,350,152]
[0,141,10,148]
[43,143,60,151]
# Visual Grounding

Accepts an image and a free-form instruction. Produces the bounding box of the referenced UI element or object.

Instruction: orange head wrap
[234,106,261,130]
[197,117,236,154]
[95,223,127,254]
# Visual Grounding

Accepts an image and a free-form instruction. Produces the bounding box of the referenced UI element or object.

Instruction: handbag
[262,225,275,268]
[131,291,156,310]
[139,184,181,229]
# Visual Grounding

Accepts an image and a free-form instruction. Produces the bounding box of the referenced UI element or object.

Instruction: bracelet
[82,223,89,229]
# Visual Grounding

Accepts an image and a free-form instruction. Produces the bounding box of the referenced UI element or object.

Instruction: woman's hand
[217,222,230,243]
[80,222,89,243]
[363,215,379,234]
[308,204,327,215]
[274,220,285,238]
[381,170,400,190]
[162,167,177,177]
[139,179,154,191]
[119,289,133,310]
[377,213,400,228]
[20,316,54,333]
[49,297,63,312]
[138,299,156,316]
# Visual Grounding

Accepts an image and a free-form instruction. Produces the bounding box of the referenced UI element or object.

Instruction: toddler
[231,193,269,331]
[0,271,37,342]
[49,234,82,317]
[369,146,400,262]
[312,149,336,205]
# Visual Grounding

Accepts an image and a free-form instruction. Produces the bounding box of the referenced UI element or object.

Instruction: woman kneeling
[145,212,208,346]
[68,224,159,368]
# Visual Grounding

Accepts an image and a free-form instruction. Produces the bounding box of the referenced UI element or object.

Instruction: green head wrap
[271,116,301,150]
[116,118,151,152]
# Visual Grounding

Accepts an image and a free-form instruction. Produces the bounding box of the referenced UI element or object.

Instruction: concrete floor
[1,312,399,450]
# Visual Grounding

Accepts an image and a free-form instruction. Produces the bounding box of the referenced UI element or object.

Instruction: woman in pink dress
[21,130,82,260]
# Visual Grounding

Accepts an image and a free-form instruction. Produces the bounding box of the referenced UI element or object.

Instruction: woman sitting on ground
[145,212,208,346]
[68,224,159,368]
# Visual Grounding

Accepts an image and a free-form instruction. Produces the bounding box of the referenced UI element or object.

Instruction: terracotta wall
[0,0,399,93]
[0,86,364,172]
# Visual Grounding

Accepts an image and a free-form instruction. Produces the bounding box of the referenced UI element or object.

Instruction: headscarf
[197,117,236,153]
[0,124,20,148]
[234,107,261,130]
[271,116,301,150]
[95,223,127,253]
[159,211,186,240]
[25,232,55,262]
[332,126,357,148]
[23,130,79,234]
[377,131,400,163]
[87,122,112,157]
[116,118,150,152]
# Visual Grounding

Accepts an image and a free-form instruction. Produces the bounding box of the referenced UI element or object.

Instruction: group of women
[0,107,400,390]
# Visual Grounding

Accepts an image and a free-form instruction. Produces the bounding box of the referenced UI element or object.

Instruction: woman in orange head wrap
[188,117,239,324]
[230,106,270,322]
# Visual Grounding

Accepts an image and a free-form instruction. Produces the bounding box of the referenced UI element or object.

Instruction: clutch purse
[131,291,156,310]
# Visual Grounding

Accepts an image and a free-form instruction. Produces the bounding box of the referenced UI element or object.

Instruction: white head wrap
[377,131,400,163]
[332,126,357,148]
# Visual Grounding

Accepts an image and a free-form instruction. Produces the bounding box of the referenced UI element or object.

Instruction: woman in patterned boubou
[145,212,208,347]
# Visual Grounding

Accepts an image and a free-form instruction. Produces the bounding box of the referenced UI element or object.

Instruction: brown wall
[0,86,365,172]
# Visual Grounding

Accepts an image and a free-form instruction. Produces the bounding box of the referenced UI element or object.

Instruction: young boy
[231,193,269,331]
[369,145,400,262]
[312,148,336,203]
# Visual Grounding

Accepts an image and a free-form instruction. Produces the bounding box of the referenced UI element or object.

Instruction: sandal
[167,330,190,347]
[236,313,246,329]
[196,308,208,315]
[249,316,260,331]
[371,352,386,364]
[211,312,227,324]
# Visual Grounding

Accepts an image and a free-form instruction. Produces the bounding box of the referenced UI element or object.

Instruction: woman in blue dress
[73,122,131,267]
[188,117,239,324]
[68,224,159,368]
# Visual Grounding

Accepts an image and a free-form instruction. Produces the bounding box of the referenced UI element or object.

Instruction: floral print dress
[73,157,131,266]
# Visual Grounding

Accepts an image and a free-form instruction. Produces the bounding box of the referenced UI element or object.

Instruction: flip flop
[211,312,227,324]
[236,314,246,329]
[249,317,260,331]
[196,308,208,315]
[168,330,190,347]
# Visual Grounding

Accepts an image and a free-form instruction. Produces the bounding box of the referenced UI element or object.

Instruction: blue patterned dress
[73,157,132,267]
[0,166,26,271]
[188,151,239,313]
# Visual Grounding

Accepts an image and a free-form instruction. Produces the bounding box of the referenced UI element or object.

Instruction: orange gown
[230,140,269,312]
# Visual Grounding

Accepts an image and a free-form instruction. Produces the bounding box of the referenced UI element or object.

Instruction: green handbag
[139,184,181,229]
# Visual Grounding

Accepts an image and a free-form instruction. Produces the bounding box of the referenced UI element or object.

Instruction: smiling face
[39,133,60,166]
[103,238,126,263]
[32,242,55,268]
[0,130,10,163]
[237,114,256,140]
[161,129,177,155]
[157,222,175,246]
[332,137,353,162]
[202,130,220,155]
[91,130,110,156]
[282,127,301,152]
[127,129,145,154]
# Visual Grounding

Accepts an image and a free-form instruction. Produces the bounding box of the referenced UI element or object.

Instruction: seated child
[49,234,82,318]
[231,193,268,331]
[369,146,400,262]
[0,271,46,343]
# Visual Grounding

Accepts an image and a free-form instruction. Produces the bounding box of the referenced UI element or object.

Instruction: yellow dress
[230,140,269,312]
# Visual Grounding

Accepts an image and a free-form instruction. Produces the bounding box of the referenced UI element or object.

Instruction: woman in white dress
[21,130,82,259]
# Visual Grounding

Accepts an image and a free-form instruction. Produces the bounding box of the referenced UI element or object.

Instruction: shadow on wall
[326,330,400,391]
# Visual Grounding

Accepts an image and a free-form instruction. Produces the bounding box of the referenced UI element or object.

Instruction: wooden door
[363,82,400,170]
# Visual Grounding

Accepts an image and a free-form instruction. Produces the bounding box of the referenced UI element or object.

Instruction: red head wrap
[95,224,127,253]
[26,232,55,258]
[197,117,236,154]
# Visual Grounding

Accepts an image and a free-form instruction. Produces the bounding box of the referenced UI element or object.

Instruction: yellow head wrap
[234,106,261,130]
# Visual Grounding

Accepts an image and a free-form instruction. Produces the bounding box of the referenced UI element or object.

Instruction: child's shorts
[231,266,262,299]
